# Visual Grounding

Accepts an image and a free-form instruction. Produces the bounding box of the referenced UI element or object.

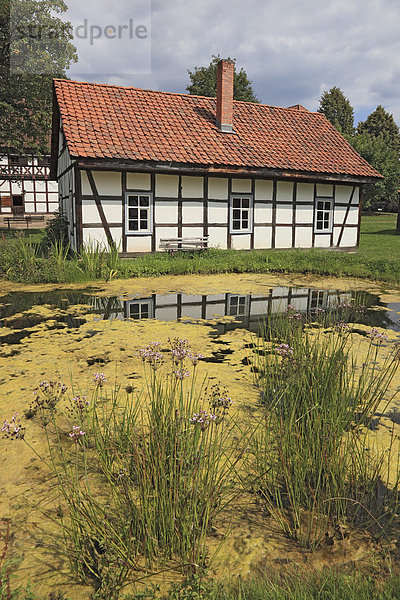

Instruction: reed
[247,310,400,548]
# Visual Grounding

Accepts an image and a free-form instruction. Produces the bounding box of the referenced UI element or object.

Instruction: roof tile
[54,80,381,179]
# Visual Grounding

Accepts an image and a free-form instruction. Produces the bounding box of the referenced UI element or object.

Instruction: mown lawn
[1,215,400,284]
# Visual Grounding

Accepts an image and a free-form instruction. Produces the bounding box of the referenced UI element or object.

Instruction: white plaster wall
[339,228,358,247]
[157,295,178,306]
[295,227,313,248]
[23,181,34,192]
[255,180,273,200]
[250,300,268,314]
[316,183,333,197]
[37,203,47,212]
[334,207,346,226]
[25,204,35,213]
[332,228,340,246]
[208,178,228,200]
[182,201,203,224]
[208,227,227,249]
[156,175,179,198]
[208,202,228,224]
[352,187,360,204]
[254,227,272,249]
[297,183,314,202]
[206,304,225,319]
[155,200,178,224]
[272,287,289,297]
[81,171,122,196]
[272,299,288,313]
[156,307,178,321]
[127,173,151,190]
[181,305,203,319]
[291,297,309,312]
[182,295,203,304]
[276,204,293,224]
[182,227,204,239]
[36,181,46,192]
[314,234,331,248]
[182,176,203,198]
[346,210,360,229]
[254,203,273,224]
[336,185,353,204]
[231,234,251,250]
[296,205,313,224]
[83,227,123,249]
[156,227,178,250]
[82,199,101,223]
[275,227,293,248]
[127,235,152,253]
[277,181,293,202]
[231,178,252,193]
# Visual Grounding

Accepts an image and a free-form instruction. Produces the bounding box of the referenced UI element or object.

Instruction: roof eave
[74,156,382,185]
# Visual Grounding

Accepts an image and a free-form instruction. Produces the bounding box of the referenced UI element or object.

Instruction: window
[228,295,249,317]
[125,193,153,234]
[315,198,333,232]
[230,195,253,233]
[310,290,327,310]
[127,299,154,320]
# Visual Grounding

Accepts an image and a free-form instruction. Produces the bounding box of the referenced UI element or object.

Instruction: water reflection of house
[90,288,352,333]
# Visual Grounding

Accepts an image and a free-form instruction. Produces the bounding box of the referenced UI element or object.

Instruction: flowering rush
[136,342,165,369]
[170,338,190,362]
[1,413,25,441]
[92,373,107,387]
[334,321,351,333]
[189,410,217,431]
[69,426,85,442]
[71,395,90,413]
[173,369,190,380]
[275,343,294,358]
[368,328,388,343]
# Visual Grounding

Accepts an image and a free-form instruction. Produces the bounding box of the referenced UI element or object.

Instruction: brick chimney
[216,59,234,132]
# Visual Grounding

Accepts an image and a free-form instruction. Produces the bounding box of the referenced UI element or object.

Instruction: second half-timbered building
[51,59,381,253]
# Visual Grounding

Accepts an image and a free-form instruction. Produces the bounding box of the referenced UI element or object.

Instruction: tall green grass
[247,311,400,548]
[1,215,400,284]
[16,343,239,598]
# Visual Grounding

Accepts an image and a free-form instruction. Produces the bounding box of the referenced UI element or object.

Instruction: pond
[1,282,399,349]
[1,273,400,595]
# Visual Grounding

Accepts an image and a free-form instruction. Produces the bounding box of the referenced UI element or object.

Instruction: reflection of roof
[53,79,382,180]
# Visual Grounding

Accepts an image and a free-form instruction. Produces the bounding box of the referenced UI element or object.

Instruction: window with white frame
[127,299,154,320]
[228,295,250,317]
[230,195,253,233]
[315,198,333,232]
[125,193,153,234]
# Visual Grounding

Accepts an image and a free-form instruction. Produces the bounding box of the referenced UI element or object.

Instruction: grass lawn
[1,215,400,285]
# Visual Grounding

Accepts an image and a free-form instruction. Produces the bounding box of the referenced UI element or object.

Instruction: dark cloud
[65,0,400,125]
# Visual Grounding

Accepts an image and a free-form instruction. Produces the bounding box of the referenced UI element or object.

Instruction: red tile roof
[53,79,382,180]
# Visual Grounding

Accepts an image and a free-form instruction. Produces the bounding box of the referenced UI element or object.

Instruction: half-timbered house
[51,59,382,253]
[0,151,59,225]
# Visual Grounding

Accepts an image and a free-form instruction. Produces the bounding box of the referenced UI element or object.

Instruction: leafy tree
[350,131,400,211]
[357,105,400,149]
[187,54,259,103]
[318,86,354,135]
[0,0,77,153]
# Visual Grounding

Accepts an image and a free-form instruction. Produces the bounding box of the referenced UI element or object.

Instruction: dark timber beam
[85,169,115,248]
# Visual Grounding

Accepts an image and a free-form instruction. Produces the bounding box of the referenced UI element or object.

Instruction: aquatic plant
[248,312,400,549]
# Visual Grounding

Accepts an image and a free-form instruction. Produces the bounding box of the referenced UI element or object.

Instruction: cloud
[64,0,400,125]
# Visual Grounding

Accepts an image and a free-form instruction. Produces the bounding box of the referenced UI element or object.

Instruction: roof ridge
[53,78,323,114]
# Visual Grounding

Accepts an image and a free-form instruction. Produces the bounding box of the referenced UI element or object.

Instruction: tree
[350,131,400,211]
[357,105,400,149]
[0,0,77,153]
[318,86,354,135]
[187,54,259,103]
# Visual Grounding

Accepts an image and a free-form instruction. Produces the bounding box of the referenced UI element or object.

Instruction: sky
[62,0,400,127]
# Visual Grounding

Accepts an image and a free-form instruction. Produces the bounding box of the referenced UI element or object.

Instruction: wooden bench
[160,236,209,253]
[4,215,45,229]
